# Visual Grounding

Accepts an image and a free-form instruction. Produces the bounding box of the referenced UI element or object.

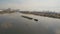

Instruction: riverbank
[20,11,60,19]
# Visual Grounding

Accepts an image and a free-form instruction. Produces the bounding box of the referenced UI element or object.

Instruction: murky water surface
[0,12,60,34]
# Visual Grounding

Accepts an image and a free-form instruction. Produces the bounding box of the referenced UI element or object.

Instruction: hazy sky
[0,0,60,12]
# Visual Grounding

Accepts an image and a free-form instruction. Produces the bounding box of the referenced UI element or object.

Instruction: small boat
[34,19,38,21]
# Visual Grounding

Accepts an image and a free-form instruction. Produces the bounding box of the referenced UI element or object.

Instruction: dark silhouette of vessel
[21,15,33,20]
[34,19,38,21]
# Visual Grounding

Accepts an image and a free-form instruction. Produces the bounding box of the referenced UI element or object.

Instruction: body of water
[0,12,60,34]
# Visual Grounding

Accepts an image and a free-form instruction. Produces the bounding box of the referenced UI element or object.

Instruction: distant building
[15,9,20,12]
[6,8,11,11]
